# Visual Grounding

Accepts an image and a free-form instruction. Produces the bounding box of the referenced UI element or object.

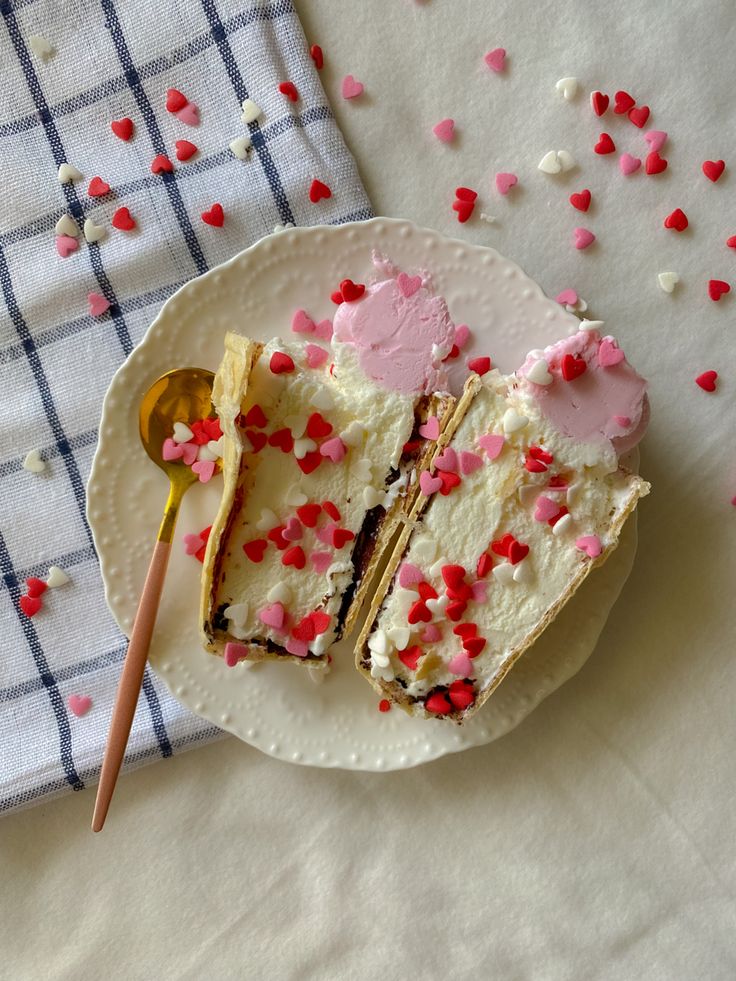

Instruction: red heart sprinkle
[267,525,288,550]
[525,455,548,473]
[195,544,207,563]
[491,533,515,557]
[463,636,487,658]
[561,353,587,380]
[269,351,295,374]
[202,417,221,440]
[448,685,475,711]
[20,594,42,617]
[378,699,391,713]
[245,429,267,452]
[468,356,491,375]
[87,176,110,197]
[695,370,718,392]
[166,88,188,113]
[438,470,461,495]
[569,189,591,212]
[476,552,493,578]
[399,645,422,671]
[446,601,467,622]
[726,236,736,249]
[297,451,322,474]
[309,179,332,202]
[454,623,477,639]
[339,279,365,302]
[645,151,668,175]
[417,581,438,601]
[425,691,452,714]
[150,154,174,174]
[282,545,306,569]
[455,187,478,202]
[548,506,569,528]
[702,159,725,183]
[443,344,460,361]
[268,428,294,453]
[244,404,267,428]
[306,412,332,439]
[508,541,529,565]
[330,289,343,304]
[664,208,688,231]
[408,600,432,624]
[590,91,609,116]
[708,279,730,301]
[628,105,650,128]
[26,577,48,598]
[332,528,355,549]
[175,139,198,161]
[594,133,615,155]
[111,117,133,141]
[613,90,635,114]
[310,44,323,70]
[297,503,322,527]
[201,203,224,227]
[452,198,475,223]
[441,564,466,589]
[111,206,136,231]
[446,582,473,602]
[278,80,299,102]
[529,445,554,463]
[243,539,267,562]
[322,501,341,522]
[311,610,331,635]
[189,420,209,444]
[292,615,316,641]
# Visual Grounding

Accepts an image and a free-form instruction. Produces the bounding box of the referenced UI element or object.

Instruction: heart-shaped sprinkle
[87,176,110,197]
[310,551,332,573]
[452,198,475,222]
[282,545,306,569]
[434,446,458,472]
[495,172,518,195]
[55,214,78,237]
[175,139,198,161]
[619,153,641,176]
[241,98,262,124]
[468,355,491,375]
[83,219,106,243]
[340,279,365,302]
[166,88,188,112]
[111,206,135,231]
[306,413,332,439]
[555,77,579,100]
[151,153,174,175]
[68,694,92,717]
[438,471,461,495]
[46,566,70,588]
[314,319,333,340]
[332,528,355,549]
[229,136,251,160]
[293,437,317,460]
[278,80,299,102]
[645,151,667,175]
[484,47,506,72]
[181,442,198,465]
[453,325,470,350]
[292,309,315,334]
[644,130,667,151]
[695,370,718,392]
[319,437,347,463]
[269,351,295,374]
[192,459,215,482]
[282,517,302,542]
[224,642,249,667]
[55,235,79,258]
[613,90,635,114]
[309,179,332,203]
[502,409,528,433]
[575,535,602,558]
[304,344,328,369]
[538,150,561,174]
[183,532,202,555]
[398,563,424,588]
[448,651,473,676]
[22,449,45,473]
[658,271,679,293]
[173,421,194,443]
[310,44,323,70]
[534,496,559,522]
[459,451,483,475]
[433,118,455,142]
[398,646,422,672]
[561,353,587,380]
[418,624,440,644]
[243,539,268,562]
[20,594,42,617]
[598,337,625,367]
[573,227,595,250]
[508,541,529,565]
[703,159,726,182]
[111,117,134,141]
[259,602,285,629]
[628,105,649,128]
[557,150,576,172]
[176,103,200,126]
[594,133,615,155]
[726,236,736,249]
[26,577,48,599]
[88,292,111,317]
[556,288,578,306]
[664,208,688,231]
[201,203,224,227]
[408,600,432,624]
[58,163,82,183]
[419,470,442,496]
[295,503,320,528]
[418,416,440,440]
[525,359,553,386]
[590,91,609,116]
[285,637,309,657]
[341,74,364,99]
[478,434,505,460]
[397,272,422,297]
[425,692,452,715]
[244,429,265,453]
[708,279,730,301]
[569,189,591,212]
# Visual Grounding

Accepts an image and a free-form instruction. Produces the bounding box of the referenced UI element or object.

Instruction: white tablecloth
[3,1,736,978]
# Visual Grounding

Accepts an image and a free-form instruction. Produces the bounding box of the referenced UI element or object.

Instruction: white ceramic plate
[87,217,637,771]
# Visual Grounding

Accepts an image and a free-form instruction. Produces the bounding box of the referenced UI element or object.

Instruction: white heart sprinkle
[351,458,372,483]
[578,319,604,332]
[368,629,389,656]
[552,513,574,537]
[371,650,390,668]
[566,482,583,507]
[431,342,452,363]
[658,271,679,294]
[83,218,106,244]
[340,421,364,447]
[284,486,307,507]
[428,556,448,578]
[197,443,219,462]
[518,484,539,508]
[55,214,79,238]
[224,602,249,627]
[387,627,410,651]
[293,437,316,460]
[363,486,384,509]
[555,76,579,100]
[525,359,553,386]
[267,582,292,605]
[492,562,515,585]
[513,559,534,583]
[58,163,82,183]
[22,449,45,473]
[311,633,331,656]
[411,535,436,564]
[208,437,224,457]
[538,150,562,174]
[172,421,193,443]
[241,99,262,124]
[557,150,576,172]
[46,565,70,588]
[284,414,307,438]
[426,595,449,616]
[503,408,529,434]
[310,388,334,410]
[29,35,54,60]
[229,136,251,160]
[256,507,278,531]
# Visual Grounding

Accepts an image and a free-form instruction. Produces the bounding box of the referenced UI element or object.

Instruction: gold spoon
[92,367,217,833]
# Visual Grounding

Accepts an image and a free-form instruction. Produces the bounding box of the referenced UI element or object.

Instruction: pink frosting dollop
[332,274,455,396]
[518,329,649,455]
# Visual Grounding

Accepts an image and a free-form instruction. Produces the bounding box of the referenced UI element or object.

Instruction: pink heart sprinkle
[397,272,422,298]
[434,447,458,472]
[162,437,184,461]
[341,74,364,99]
[459,451,483,475]
[68,694,92,717]
[192,459,215,483]
[575,535,602,558]
[432,118,455,143]
[478,433,505,460]
[398,562,424,588]
[310,551,333,573]
[556,288,578,306]
[292,308,315,334]
[175,102,199,126]
[495,172,518,195]
[88,292,111,317]
[454,324,470,348]
[286,636,309,657]
[181,441,199,465]
[55,235,79,258]
[259,602,285,629]
[313,319,333,340]
[534,495,559,522]
[573,227,595,250]
[418,416,440,440]
[319,436,347,462]
[613,415,631,427]
[598,337,625,367]
[419,470,442,496]
[619,153,641,176]
[448,651,473,676]
[470,580,487,604]
[421,623,442,644]
[316,522,337,546]
[644,130,667,152]
[225,642,248,667]
[484,47,506,72]
[182,532,201,555]
[305,343,329,368]
[282,517,302,541]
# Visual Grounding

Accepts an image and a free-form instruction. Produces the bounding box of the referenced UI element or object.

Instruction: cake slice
[200,264,458,668]
[356,326,650,721]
